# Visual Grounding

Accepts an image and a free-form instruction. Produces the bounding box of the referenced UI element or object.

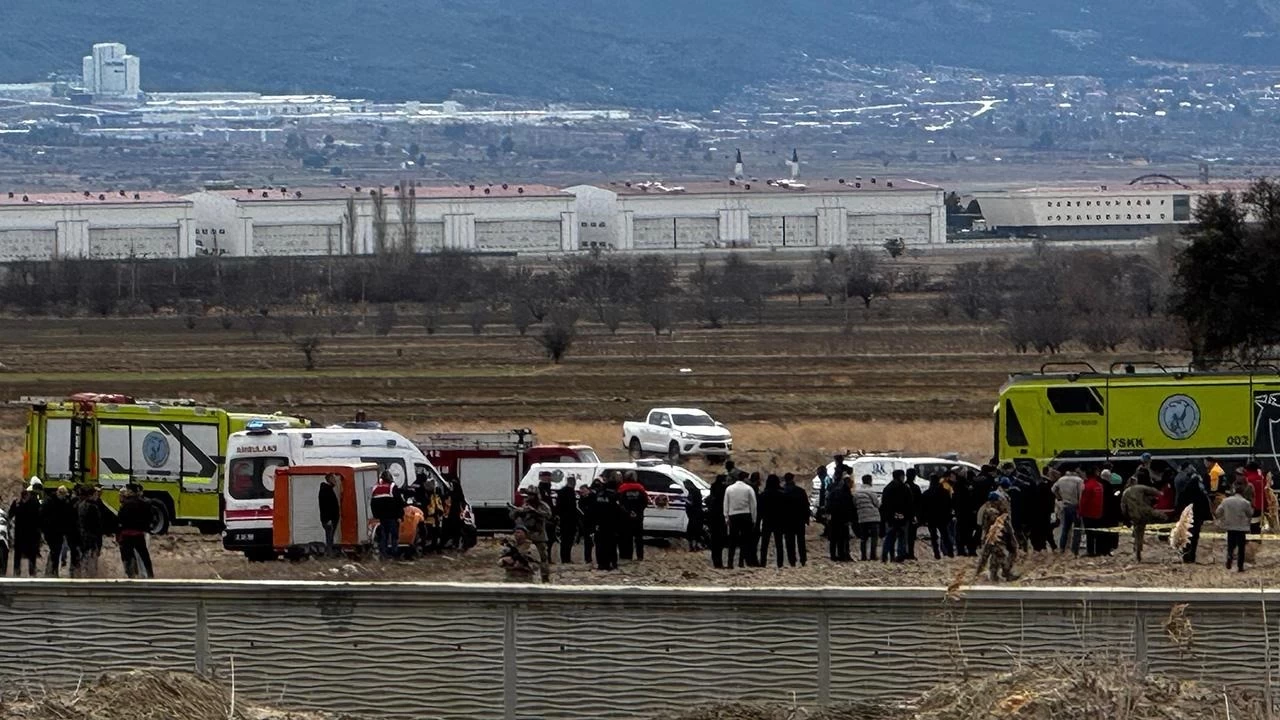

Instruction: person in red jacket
[1079,469,1105,557]
[1244,462,1267,533]
[616,472,650,561]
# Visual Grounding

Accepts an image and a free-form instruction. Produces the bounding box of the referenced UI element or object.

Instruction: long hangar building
[0,178,945,261]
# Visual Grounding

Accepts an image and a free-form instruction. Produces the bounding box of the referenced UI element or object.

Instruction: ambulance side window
[363,457,407,485]
[228,457,288,500]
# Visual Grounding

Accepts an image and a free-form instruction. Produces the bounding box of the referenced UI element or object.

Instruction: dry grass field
[0,287,1174,500]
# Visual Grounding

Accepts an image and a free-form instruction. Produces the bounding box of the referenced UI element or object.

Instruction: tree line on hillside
[0,176,1273,369]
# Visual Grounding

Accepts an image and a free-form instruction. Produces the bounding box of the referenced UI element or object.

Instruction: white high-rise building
[82,42,140,99]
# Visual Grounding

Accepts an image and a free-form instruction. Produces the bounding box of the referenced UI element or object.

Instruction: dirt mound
[661,661,1268,720]
[0,670,326,720]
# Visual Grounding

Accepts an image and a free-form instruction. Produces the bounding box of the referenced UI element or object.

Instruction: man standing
[683,479,705,553]
[510,489,552,582]
[1175,461,1212,563]
[318,473,340,557]
[9,486,41,577]
[904,468,923,560]
[853,475,881,561]
[826,473,854,562]
[370,472,403,560]
[707,474,728,568]
[922,475,955,559]
[556,476,580,564]
[1052,465,1084,555]
[1217,488,1253,572]
[781,473,809,567]
[975,492,1018,582]
[723,473,757,569]
[75,486,105,578]
[590,478,619,571]
[537,471,558,562]
[498,527,541,583]
[117,486,154,578]
[1079,470,1105,557]
[41,485,77,577]
[617,472,649,562]
[1122,477,1165,562]
[880,470,912,563]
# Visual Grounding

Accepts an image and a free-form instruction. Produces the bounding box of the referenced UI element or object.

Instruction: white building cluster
[81,43,140,100]
[0,178,946,263]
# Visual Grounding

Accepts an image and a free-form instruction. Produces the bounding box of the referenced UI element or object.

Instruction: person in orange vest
[370,471,403,560]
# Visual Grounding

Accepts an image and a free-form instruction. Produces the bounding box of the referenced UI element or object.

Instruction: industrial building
[0,175,946,261]
[0,190,193,262]
[566,177,945,250]
[81,42,141,100]
[971,176,1245,240]
[184,184,578,256]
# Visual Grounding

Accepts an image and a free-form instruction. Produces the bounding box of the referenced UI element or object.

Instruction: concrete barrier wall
[0,581,1276,719]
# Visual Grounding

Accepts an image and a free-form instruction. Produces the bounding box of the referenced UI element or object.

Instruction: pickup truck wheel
[628,437,643,459]
[667,441,681,464]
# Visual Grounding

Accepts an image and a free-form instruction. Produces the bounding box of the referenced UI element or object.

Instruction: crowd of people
[2,476,154,578]
[495,452,1273,583]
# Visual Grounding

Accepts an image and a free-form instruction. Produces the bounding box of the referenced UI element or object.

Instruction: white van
[517,461,710,537]
[809,456,982,506]
[222,426,441,559]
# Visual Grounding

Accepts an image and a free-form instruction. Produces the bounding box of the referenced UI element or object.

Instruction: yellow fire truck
[22,393,306,534]
[996,363,1280,471]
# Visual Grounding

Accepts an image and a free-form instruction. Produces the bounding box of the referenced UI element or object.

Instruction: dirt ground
[14,522,1270,590]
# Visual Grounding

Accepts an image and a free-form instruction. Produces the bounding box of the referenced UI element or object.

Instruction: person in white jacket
[723,476,757,569]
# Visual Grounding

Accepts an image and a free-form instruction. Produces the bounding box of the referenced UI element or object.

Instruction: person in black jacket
[904,468,923,560]
[318,473,340,556]
[579,479,601,564]
[921,475,954,559]
[10,489,42,577]
[590,477,620,571]
[41,486,78,577]
[781,473,809,567]
[1174,461,1212,563]
[757,474,786,568]
[826,475,854,562]
[683,479,704,552]
[556,476,580,564]
[880,470,913,563]
[74,486,106,577]
[706,474,728,568]
[116,486,154,578]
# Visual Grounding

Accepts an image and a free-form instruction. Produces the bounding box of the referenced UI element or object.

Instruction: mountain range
[4,0,1280,109]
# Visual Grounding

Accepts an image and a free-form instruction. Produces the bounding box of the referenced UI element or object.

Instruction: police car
[518,460,710,536]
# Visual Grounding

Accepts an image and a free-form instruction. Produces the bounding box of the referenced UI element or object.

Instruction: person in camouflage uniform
[976,491,1018,582]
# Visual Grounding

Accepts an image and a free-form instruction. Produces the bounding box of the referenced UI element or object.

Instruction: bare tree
[537,306,579,363]
[688,255,730,327]
[371,188,388,255]
[295,335,322,371]
[397,184,417,254]
[343,195,358,255]
[466,301,489,335]
[631,255,677,336]
[374,303,397,336]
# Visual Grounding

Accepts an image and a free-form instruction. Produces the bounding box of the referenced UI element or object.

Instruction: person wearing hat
[510,488,552,582]
[8,486,42,577]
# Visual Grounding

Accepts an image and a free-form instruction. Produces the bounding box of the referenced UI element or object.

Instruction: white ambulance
[222,424,441,559]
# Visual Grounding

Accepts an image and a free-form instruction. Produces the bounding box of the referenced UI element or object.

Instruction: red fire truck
[415,429,598,531]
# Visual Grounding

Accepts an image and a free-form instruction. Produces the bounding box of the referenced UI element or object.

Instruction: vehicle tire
[194,521,224,535]
[244,549,277,562]
[147,498,171,536]
[0,546,8,575]
[461,525,478,550]
[667,441,681,464]
[628,437,643,459]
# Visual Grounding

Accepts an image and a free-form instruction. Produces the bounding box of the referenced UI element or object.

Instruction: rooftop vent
[83,190,91,198]
[119,190,126,197]
[21,195,28,202]
[295,191,303,198]
[246,188,254,194]
[484,187,491,194]
[744,183,751,190]
[133,193,140,200]
[6,192,12,199]
[886,181,893,188]
[625,181,632,187]
[838,178,846,184]
[855,182,862,188]
[98,194,106,201]
[354,186,362,192]
[393,185,400,192]
[262,191,269,198]
[468,184,476,191]
[871,178,876,184]
[517,187,524,194]
[501,183,508,190]
[728,179,736,186]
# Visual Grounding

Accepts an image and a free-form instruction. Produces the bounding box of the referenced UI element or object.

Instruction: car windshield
[576,449,600,463]
[671,467,711,491]
[672,413,714,427]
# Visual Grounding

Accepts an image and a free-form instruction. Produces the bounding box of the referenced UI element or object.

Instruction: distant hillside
[4,0,1280,109]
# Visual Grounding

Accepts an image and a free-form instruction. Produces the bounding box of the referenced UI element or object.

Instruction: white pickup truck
[623,407,733,462]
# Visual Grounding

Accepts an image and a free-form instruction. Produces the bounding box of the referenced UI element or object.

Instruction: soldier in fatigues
[976,492,1018,582]
[510,490,552,582]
